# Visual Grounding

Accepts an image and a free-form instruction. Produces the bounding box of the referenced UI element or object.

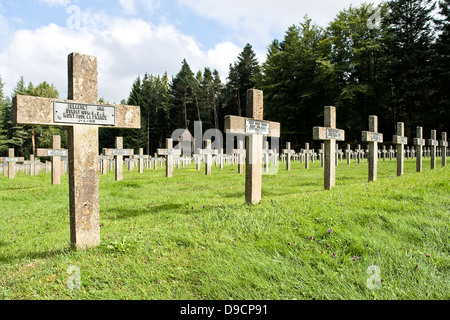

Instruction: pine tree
[434,0,450,131]
[224,44,261,118]
[383,0,436,138]
[169,59,198,132]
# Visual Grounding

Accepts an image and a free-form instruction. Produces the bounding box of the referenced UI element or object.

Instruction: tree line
[1,0,449,157]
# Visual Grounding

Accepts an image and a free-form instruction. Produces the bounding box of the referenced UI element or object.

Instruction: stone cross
[302,143,312,169]
[157,138,181,178]
[133,148,148,174]
[428,130,439,170]
[345,144,352,165]
[233,140,246,174]
[36,135,68,185]
[103,137,134,181]
[193,153,202,171]
[282,142,295,171]
[313,106,345,190]
[441,132,448,167]
[413,127,425,173]
[0,149,24,179]
[225,89,281,204]
[100,155,112,175]
[392,122,407,176]
[13,52,140,249]
[356,144,363,164]
[198,139,218,175]
[362,115,383,182]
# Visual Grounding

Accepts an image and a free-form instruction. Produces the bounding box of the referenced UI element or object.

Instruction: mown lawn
[0,156,448,300]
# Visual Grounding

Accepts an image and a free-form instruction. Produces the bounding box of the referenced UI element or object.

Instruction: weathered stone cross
[233,140,246,174]
[103,137,134,181]
[36,135,68,185]
[132,148,148,174]
[441,132,448,167]
[13,53,140,249]
[313,106,345,190]
[157,138,181,178]
[303,143,312,169]
[282,142,295,171]
[0,149,24,179]
[392,122,407,176]
[198,139,218,175]
[428,130,438,170]
[362,115,383,182]
[225,89,281,204]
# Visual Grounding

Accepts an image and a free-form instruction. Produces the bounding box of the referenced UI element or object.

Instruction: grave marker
[282,142,295,171]
[234,140,246,174]
[313,106,345,190]
[36,135,68,185]
[0,149,24,179]
[362,115,383,182]
[157,138,181,178]
[225,89,281,204]
[413,126,425,173]
[428,130,438,170]
[13,53,140,249]
[103,137,134,181]
[133,148,148,174]
[198,139,218,175]
[392,122,407,176]
[441,132,448,167]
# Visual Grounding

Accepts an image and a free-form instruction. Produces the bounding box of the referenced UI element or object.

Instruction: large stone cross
[225,89,281,204]
[362,115,383,182]
[36,135,68,185]
[0,148,24,179]
[13,53,140,249]
[103,137,134,181]
[313,106,345,190]
[392,122,407,176]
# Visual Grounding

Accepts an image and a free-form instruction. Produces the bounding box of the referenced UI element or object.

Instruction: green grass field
[0,156,449,300]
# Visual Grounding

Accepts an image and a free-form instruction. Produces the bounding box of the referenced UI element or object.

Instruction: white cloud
[39,0,71,7]
[119,0,137,15]
[0,11,241,103]
[177,0,385,46]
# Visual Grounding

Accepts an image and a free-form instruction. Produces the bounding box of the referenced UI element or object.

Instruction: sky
[0,0,384,103]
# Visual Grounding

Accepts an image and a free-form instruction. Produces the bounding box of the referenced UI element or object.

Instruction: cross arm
[13,95,140,129]
[36,149,68,157]
[313,127,345,141]
[225,115,280,137]
[0,157,25,162]
[362,131,383,143]
[103,148,134,156]
[157,149,182,156]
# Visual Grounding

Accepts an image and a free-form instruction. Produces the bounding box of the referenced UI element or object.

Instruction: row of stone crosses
[3,52,448,250]
[2,129,448,182]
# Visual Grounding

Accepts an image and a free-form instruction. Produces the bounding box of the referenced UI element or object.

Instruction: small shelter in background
[178,129,195,156]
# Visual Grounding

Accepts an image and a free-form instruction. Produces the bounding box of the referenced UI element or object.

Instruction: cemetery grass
[0,159,449,300]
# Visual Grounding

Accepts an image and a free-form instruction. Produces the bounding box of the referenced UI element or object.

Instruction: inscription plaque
[47,150,68,157]
[246,120,270,135]
[112,149,130,156]
[326,129,341,140]
[54,101,116,126]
